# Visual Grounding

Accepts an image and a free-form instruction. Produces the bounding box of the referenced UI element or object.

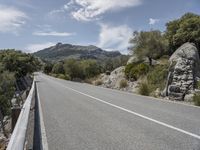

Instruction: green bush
[125,63,149,80]
[197,81,200,89]
[147,64,169,90]
[55,74,71,80]
[0,71,15,116]
[193,93,200,106]
[138,81,151,96]
[64,74,71,80]
[119,79,128,88]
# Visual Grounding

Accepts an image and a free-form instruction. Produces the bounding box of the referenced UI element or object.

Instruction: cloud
[48,0,75,16]
[97,23,132,53]
[0,5,27,33]
[70,0,142,21]
[33,31,75,37]
[25,42,55,53]
[149,18,159,25]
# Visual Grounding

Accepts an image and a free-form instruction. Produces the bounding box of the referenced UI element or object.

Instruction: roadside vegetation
[0,50,41,117]
[44,55,129,81]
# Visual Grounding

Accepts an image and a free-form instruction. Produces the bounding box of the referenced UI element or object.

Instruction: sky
[0,0,199,54]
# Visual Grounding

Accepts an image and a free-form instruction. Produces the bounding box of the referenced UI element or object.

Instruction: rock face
[127,56,159,65]
[164,43,200,101]
[96,66,138,92]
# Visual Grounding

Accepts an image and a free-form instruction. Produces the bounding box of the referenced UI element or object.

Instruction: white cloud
[0,5,27,33]
[149,18,159,25]
[49,0,75,16]
[25,42,55,53]
[70,0,142,21]
[97,23,132,54]
[33,31,75,37]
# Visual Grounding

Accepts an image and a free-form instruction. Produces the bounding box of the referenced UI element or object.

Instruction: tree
[0,71,15,116]
[165,13,200,53]
[52,62,64,74]
[81,60,101,78]
[129,30,167,66]
[63,59,84,79]
[43,63,53,74]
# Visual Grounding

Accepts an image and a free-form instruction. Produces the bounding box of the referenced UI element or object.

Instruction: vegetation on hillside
[44,55,129,81]
[165,13,200,53]
[34,43,122,61]
[0,50,41,116]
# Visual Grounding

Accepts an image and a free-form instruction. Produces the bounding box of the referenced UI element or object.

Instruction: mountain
[33,43,122,61]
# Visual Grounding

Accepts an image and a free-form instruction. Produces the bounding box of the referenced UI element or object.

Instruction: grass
[147,64,169,91]
[95,80,103,86]
[138,81,151,96]
[193,93,200,106]
[119,79,128,88]
[197,80,200,89]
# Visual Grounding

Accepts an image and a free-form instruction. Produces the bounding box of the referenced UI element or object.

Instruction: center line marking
[46,76,200,140]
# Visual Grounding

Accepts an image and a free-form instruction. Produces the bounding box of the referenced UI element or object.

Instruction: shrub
[0,71,15,116]
[64,74,71,80]
[95,80,103,86]
[197,81,200,89]
[125,63,136,78]
[56,74,66,79]
[55,74,70,80]
[119,79,128,88]
[193,93,200,106]
[147,64,169,90]
[138,81,151,96]
[125,63,149,80]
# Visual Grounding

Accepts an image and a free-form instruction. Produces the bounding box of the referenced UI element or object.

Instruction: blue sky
[0,0,199,54]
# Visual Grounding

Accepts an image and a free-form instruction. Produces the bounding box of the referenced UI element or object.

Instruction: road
[35,73,200,150]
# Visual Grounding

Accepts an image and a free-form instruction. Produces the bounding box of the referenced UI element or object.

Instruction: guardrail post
[11,106,21,132]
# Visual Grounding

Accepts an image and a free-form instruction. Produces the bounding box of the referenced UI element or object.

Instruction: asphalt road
[35,73,200,150]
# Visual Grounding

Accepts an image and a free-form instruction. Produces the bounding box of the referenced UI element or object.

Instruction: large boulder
[163,42,200,101]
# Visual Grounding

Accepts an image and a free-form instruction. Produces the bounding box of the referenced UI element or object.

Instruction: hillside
[34,43,122,61]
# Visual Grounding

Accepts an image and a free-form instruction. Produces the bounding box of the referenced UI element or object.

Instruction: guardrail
[7,80,35,150]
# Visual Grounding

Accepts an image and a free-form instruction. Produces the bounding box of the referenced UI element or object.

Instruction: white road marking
[51,79,200,140]
[45,73,200,109]
[36,82,49,150]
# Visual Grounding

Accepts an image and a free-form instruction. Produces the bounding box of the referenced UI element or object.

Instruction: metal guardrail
[7,80,35,150]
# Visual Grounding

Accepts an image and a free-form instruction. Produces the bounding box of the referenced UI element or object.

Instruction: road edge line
[45,74,200,109]
[57,82,200,140]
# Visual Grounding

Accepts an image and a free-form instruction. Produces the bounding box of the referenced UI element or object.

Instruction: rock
[168,85,181,93]
[127,56,140,64]
[96,66,139,92]
[170,43,199,62]
[0,134,6,150]
[154,88,161,97]
[170,42,200,77]
[169,92,184,101]
[184,93,194,102]
[127,56,159,65]
[163,42,200,101]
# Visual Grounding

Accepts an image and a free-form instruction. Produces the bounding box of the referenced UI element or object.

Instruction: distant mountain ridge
[34,43,122,61]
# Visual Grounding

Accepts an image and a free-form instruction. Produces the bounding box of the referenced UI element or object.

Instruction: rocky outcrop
[95,66,138,92]
[127,56,159,65]
[163,43,200,101]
